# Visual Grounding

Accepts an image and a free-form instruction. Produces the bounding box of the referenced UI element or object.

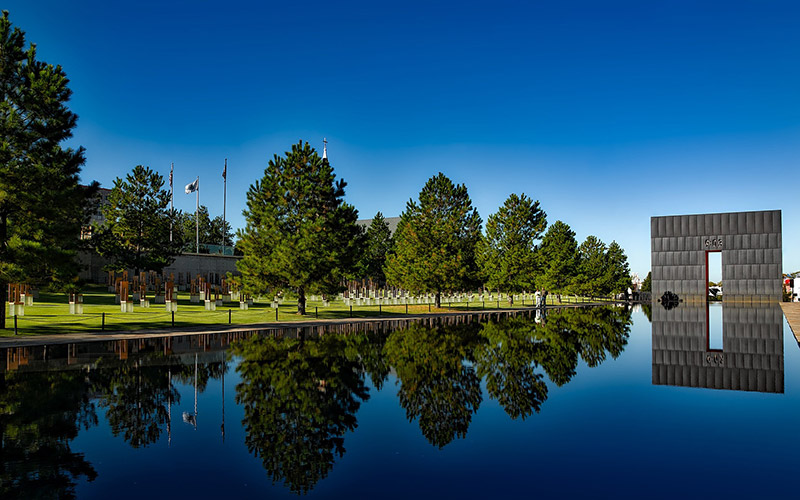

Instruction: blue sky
[5,0,799,277]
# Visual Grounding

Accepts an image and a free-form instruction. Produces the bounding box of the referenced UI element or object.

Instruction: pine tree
[537,220,579,293]
[358,212,394,284]
[0,11,95,327]
[385,173,482,307]
[602,241,631,294]
[575,235,607,295]
[181,206,214,250]
[641,271,652,292]
[180,205,234,250]
[210,214,234,248]
[477,193,546,303]
[92,165,183,274]
[236,141,360,315]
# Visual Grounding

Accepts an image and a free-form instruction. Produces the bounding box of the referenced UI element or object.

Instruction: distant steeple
[322,137,328,160]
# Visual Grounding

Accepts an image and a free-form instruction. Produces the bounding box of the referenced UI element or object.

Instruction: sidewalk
[780,302,800,344]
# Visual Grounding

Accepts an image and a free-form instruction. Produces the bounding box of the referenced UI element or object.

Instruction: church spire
[322,137,328,160]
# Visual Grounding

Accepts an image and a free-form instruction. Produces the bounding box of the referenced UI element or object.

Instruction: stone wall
[650,210,782,303]
[78,250,241,284]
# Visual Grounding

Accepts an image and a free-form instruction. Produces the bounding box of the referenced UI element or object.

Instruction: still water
[1,304,797,499]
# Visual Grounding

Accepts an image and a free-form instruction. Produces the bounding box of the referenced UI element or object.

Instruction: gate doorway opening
[706,250,723,351]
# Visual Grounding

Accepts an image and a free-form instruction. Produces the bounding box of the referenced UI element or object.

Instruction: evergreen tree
[537,220,579,293]
[358,212,393,284]
[180,205,234,250]
[236,141,360,315]
[210,214,234,248]
[641,271,652,292]
[385,173,482,307]
[180,206,213,250]
[0,11,95,328]
[574,235,607,295]
[477,193,546,303]
[92,165,183,274]
[602,241,631,294]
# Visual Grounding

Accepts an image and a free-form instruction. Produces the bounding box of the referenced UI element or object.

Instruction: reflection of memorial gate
[652,303,783,393]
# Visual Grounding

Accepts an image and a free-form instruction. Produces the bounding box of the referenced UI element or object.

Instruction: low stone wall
[78,251,242,284]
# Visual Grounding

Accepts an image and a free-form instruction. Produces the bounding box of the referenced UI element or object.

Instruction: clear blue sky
[5,0,799,278]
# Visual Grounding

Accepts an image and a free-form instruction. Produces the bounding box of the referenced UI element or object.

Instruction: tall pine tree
[236,141,360,315]
[385,173,482,307]
[477,193,547,303]
[0,11,95,327]
[179,205,234,250]
[358,212,394,285]
[574,235,607,295]
[92,165,183,274]
[602,241,631,294]
[537,220,579,293]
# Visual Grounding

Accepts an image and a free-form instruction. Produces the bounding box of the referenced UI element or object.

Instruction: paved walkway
[0,301,628,348]
[780,302,800,344]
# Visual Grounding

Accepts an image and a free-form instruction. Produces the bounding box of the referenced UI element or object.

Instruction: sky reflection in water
[1,304,798,499]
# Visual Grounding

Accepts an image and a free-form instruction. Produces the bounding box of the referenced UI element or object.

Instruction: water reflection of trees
[382,307,631,446]
[0,306,631,496]
[0,370,98,499]
[92,359,180,448]
[532,307,631,387]
[0,349,223,497]
[384,322,483,448]
[230,333,373,495]
[474,317,548,420]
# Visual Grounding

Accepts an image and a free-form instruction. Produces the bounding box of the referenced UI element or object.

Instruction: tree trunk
[297,286,306,315]
[435,291,441,309]
[509,294,514,307]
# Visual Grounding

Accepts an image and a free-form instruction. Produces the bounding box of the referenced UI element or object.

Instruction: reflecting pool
[2,304,799,498]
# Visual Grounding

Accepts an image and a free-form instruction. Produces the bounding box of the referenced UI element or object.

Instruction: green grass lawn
[1,284,610,336]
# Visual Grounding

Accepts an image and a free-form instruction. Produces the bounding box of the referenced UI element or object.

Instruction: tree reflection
[0,370,98,499]
[0,307,632,497]
[231,333,371,494]
[91,359,181,448]
[641,303,653,323]
[533,307,631,386]
[384,322,483,448]
[342,329,391,391]
[474,318,548,420]
[572,306,631,366]
[90,351,227,448]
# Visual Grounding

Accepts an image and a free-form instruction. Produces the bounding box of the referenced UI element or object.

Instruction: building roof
[356,216,401,235]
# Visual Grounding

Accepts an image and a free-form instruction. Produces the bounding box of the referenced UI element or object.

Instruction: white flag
[185,177,199,194]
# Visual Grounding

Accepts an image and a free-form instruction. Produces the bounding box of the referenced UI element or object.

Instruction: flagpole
[169,163,174,242]
[168,367,172,446]
[221,358,225,443]
[196,177,199,254]
[222,159,227,254]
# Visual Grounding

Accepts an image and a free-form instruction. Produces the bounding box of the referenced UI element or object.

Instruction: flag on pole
[222,162,227,180]
[185,177,199,194]
[169,164,173,189]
